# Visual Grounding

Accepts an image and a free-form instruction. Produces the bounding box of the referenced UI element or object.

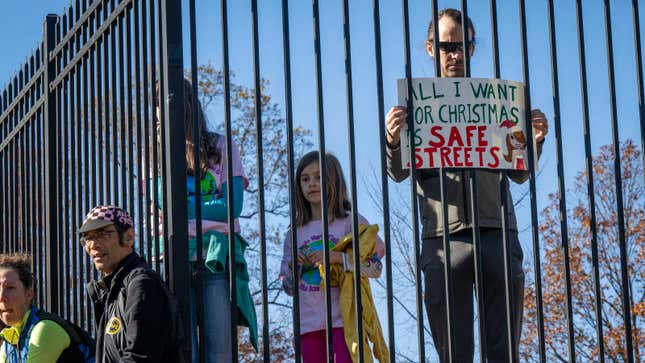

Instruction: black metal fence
[0,0,642,362]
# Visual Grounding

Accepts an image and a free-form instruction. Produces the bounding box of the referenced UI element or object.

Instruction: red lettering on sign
[475,147,486,167]
[463,147,473,167]
[415,149,424,168]
[488,146,500,168]
[440,147,453,167]
[424,148,437,167]
[465,126,476,146]
[478,126,488,146]
[452,147,463,167]
[447,127,464,147]
[429,126,444,147]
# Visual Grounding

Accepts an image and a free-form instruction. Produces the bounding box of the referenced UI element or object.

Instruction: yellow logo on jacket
[106,316,122,335]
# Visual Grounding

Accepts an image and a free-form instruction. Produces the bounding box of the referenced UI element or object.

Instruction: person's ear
[122,228,135,249]
[426,41,435,58]
[25,287,34,305]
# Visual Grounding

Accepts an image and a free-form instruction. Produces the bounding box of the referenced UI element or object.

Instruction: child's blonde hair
[295,151,351,227]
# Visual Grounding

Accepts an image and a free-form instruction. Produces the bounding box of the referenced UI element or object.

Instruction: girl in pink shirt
[280,151,385,363]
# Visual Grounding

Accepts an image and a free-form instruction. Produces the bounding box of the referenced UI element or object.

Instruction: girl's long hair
[295,151,351,227]
[154,79,221,176]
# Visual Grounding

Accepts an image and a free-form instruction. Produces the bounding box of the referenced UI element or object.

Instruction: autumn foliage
[521,140,644,362]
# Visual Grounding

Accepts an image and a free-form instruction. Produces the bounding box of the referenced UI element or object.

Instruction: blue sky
[1,0,642,360]
[2,0,641,218]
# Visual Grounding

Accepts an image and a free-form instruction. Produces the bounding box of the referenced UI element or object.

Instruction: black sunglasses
[436,41,472,53]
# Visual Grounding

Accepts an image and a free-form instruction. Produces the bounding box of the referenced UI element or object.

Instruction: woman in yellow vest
[0,253,94,363]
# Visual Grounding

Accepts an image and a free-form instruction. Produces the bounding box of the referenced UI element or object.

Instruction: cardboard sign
[397,78,531,171]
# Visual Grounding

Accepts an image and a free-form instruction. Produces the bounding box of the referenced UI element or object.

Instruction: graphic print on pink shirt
[298,235,336,290]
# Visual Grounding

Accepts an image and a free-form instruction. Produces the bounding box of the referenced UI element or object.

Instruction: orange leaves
[523,140,644,361]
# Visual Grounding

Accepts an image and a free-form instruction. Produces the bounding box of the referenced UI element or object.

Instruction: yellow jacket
[320,224,390,363]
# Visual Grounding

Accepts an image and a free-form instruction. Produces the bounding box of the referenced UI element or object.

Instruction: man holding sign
[384,8,548,363]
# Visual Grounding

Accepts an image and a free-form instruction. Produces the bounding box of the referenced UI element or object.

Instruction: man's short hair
[426,8,476,45]
[0,253,34,290]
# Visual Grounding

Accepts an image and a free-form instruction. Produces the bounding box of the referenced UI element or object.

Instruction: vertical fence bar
[77,21,85,325]
[371,0,396,360]
[340,0,365,361]
[38,104,46,306]
[430,2,456,362]
[86,6,97,329]
[43,14,60,314]
[458,2,488,362]
[1,148,4,254]
[118,12,127,211]
[1,131,4,253]
[490,1,547,361]
[71,24,80,324]
[20,98,27,252]
[125,5,135,226]
[4,125,8,253]
[10,138,16,251]
[9,136,15,251]
[55,15,66,317]
[249,0,271,361]
[602,1,634,361]
[518,0,545,361]
[404,0,427,359]
[141,0,155,265]
[90,0,99,254]
[1,105,4,253]
[149,0,161,272]
[63,12,72,320]
[156,0,171,280]
[187,0,205,360]
[110,7,119,205]
[159,0,191,361]
[311,1,334,361]
[62,11,72,319]
[105,3,112,207]
[19,72,26,254]
[574,1,605,361]
[79,7,88,325]
[6,81,12,248]
[80,10,90,329]
[97,12,105,205]
[134,0,145,258]
[118,9,128,211]
[546,1,577,361]
[27,119,34,298]
[220,0,240,359]
[104,9,113,204]
[498,7,517,358]
[633,0,645,182]
[281,0,302,360]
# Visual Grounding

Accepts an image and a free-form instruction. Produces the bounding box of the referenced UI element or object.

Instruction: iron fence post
[160,0,190,361]
[43,14,60,315]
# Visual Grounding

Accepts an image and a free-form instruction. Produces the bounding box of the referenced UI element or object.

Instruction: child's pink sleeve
[279,231,295,295]
[279,232,292,279]
[217,138,248,188]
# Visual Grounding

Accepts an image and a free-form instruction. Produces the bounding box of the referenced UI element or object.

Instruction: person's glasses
[437,41,466,53]
[80,229,117,245]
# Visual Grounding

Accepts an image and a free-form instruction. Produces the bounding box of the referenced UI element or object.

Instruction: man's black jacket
[86,252,184,362]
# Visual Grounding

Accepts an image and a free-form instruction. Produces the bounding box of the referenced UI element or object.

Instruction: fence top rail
[0,45,45,127]
[0,0,134,128]
[0,67,45,126]
[49,0,105,60]
[49,0,132,91]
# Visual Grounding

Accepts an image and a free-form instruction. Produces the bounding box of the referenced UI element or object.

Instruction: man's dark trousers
[422,228,525,363]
